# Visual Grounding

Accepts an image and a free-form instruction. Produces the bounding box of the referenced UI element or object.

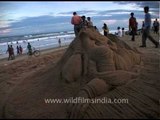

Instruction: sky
[0,1,159,37]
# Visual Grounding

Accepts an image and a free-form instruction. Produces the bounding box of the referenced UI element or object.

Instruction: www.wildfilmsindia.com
[44,97,129,104]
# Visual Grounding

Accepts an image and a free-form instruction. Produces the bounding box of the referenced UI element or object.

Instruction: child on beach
[122,28,125,37]
[117,27,122,37]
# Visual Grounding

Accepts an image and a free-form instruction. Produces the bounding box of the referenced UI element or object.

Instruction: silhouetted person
[153,18,159,34]
[122,28,125,36]
[27,42,32,55]
[142,21,145,30]
[17,45,20,55]
[102,23,109,37]
[58,38,61,47]
[129,12,137,41]
[140,6,159,48]
[80,15,88,28]
[71,12,82,37]
[19,45,23,55]
[136,22,138,35]
[117,27,122,37]
[87,17,93,27]
[6,45,11,60]
[10,45,15,60]
[94,26,99,32]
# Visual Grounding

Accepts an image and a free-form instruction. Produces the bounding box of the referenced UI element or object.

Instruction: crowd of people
[16,45,23,55]
[5,37,64,61]
[6,44,24,61]
[115,27,125,37]
[71,6,159,48]
[6,45,15,61]
[71,12,96,36]
[6,45,22,60]
[6,42,34,61]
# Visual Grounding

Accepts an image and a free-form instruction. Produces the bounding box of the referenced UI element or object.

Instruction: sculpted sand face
[61,28,142,118]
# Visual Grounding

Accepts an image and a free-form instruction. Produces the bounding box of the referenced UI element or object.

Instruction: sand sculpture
[1,27,159,119]
[59,28,142,118]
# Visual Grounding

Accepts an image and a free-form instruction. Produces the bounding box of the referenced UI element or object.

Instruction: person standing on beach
[71,12,82,37]
[87,17,93,27]
[27,42,32,55]
[102,23,109,37]
[6,45,12,60]
[129,12,137,41]
[153,18,159,34]
[19,45,23,55]
[140,6,159,48]
[117,27,122,37]
[10,45,15,60]
[136,22,138,34]
[17,45,20,55]
[94,26,99,32]
[58,38,61,47]
[142,21,145,31]
[80,15,88,29]
[122,28,125,37]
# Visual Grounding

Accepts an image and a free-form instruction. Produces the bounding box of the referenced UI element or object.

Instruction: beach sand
[0,30,159,119]
[0,46,67,115]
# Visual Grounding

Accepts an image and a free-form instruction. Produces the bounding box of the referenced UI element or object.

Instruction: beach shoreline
[0,45,68,65]
[0,31,159,64]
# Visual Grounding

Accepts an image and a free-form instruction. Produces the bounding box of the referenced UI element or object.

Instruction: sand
[0,28,159,119]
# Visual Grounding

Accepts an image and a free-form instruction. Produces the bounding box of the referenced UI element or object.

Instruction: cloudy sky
[0,1,159,37]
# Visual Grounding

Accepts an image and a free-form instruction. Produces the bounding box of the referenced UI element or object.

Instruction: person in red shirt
[129,12,137,41]
[71,12,82,36]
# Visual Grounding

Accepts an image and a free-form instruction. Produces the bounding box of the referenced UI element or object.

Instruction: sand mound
[0,27,159,119]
